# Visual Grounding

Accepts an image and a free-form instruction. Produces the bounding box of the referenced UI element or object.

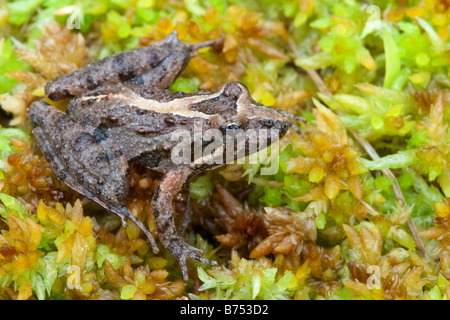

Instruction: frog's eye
[226,123,241,131]
[220,123,241,134]
[223,82,242,101]
[264,119,274,128]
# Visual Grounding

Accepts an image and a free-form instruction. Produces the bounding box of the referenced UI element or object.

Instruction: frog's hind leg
[126,32,224,90]
[153,169,218,282]
[28,100,159,253]
[189,34,225,55]
[178,182,192,236]
[45,31,224,101]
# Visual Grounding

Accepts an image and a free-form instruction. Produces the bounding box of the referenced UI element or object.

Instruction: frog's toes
[187,244,203,255]
[166,237,217,282]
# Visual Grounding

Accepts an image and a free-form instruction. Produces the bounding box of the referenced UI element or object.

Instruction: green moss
[1,0,450,301]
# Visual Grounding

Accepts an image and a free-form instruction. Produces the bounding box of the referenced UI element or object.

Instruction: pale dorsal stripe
[78,89,225,119]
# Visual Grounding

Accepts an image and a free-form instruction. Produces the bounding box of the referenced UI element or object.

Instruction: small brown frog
[27,32,303,281]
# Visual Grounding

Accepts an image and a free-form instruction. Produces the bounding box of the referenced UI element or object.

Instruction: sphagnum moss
[0,0,449,300]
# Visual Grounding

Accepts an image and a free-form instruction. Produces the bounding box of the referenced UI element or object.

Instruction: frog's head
[217,81,303,141]
[187,82,304,165]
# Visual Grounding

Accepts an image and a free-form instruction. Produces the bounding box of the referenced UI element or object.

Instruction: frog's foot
[64,179,160,254]
[189,34,225,53]
[92,199,160,254]
[163,235,218,282]
[156,30,224,54]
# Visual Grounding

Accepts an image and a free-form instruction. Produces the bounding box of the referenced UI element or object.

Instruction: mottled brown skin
[44,32,222,101]
[27,32,299,282]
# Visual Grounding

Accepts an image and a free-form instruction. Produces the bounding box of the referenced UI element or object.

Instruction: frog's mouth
[229,81,306,137]
[274,108,306,136]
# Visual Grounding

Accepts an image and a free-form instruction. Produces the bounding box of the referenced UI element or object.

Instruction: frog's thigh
[126,49,191,90]
[29,100,160,252]
[28,100,129,204]
[126,34,225,90]
[45,45,173,100]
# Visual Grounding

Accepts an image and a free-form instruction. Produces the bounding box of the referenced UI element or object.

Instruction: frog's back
[66,84,213,169]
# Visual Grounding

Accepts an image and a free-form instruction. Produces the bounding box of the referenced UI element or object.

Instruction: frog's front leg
[153,169,217,282]
[179,182,192,236]
[27,100,159,252]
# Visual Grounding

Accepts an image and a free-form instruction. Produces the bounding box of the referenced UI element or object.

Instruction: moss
[0,0,450,300]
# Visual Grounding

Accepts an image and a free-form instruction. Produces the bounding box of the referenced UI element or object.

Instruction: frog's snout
[277,118,291,137]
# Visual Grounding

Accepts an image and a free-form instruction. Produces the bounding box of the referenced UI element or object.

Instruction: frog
[27,31,304,282]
